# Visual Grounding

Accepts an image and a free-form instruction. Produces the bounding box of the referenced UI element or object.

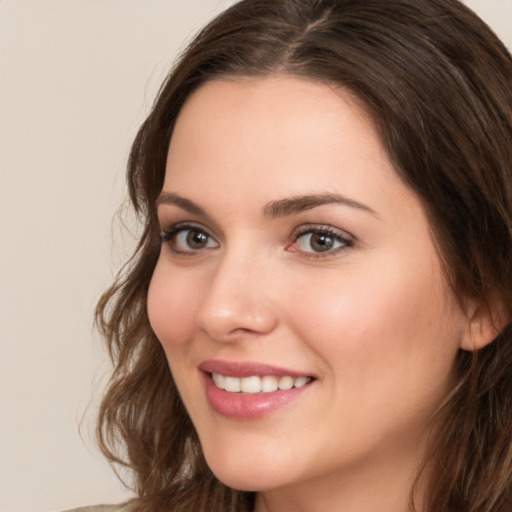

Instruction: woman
[85,0,512,510]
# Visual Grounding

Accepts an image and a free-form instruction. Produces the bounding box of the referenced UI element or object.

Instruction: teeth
[224,376,241,393]
[278,376,294,390]
[261,375,278,392]
[211,373,312,394]
[212,373,225,389]
[294,376,309,388]
[240,376,262,393]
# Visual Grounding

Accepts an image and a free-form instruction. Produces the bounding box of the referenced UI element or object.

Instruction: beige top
[63,505,130,512]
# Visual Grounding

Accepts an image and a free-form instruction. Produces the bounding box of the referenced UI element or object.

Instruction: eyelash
[159,222,354,259]
[288,224,354,260]
[160,222,217,257]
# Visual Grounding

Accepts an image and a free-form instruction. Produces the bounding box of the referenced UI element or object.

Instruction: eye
[288,225,353,258]
[161,224,219,254]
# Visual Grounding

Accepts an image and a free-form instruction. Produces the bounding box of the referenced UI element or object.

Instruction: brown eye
[165,227,219,253]
[309,233,335,252]
[291,227,353,257]
[186,230,209,249]
[297,231,344,253]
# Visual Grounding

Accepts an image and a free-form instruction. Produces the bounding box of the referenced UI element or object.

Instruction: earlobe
[460,295,508,352]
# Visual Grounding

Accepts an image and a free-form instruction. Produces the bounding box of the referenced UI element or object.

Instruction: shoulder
[61,505,131,512]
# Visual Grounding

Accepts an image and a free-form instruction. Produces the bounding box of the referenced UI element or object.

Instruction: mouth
[199,360,316,419]
[210,373,313,394]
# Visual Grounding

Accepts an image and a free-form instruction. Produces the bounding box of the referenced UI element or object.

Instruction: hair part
[96,1,512,510]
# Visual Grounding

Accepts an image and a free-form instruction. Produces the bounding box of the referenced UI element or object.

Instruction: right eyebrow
[156,192,208,217]
[262,193,378,219]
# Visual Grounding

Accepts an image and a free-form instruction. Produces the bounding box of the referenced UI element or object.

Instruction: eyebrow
[157,192,208,217]
[156,191,377,219]
[262,193,377,219]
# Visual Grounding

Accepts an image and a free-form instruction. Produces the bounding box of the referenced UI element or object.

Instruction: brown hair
[95,1,512,510]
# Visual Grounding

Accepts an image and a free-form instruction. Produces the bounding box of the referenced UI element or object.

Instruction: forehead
[163,76,416,217]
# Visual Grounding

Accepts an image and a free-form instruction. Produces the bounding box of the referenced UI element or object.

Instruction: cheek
[288,263,462,445]
[147,261,200,350]
[289,258,461,382]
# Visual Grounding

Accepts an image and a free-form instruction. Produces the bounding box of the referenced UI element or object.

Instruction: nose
[195,252,279,342]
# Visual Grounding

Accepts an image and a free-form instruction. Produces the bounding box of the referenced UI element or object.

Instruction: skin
[147,76,473,512]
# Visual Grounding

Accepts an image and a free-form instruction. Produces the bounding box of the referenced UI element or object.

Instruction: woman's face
[148,77,469,497]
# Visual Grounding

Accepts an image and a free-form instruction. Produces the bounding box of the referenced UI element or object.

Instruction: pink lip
[199,359,314,420]
[199,359,311,378]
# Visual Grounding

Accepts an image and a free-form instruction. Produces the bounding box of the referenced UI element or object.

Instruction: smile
[200,360,315,419]
[211,373,312,394]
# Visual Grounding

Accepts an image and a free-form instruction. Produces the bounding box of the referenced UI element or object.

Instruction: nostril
[195,301,279,342]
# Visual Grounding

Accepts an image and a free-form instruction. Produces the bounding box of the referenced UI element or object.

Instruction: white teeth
[224,376,241,393]
[278,376,294,390]
[261,375,278,392]
[240,376,262,393]
[211,373,311,394]
[293,376,309,388]
[212,373,225,389]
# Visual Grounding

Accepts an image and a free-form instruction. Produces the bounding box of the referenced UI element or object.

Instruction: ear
[460,293,508,352]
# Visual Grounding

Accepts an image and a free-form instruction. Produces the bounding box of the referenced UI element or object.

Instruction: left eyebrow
[262,193,378,219]
[156,191,208,217]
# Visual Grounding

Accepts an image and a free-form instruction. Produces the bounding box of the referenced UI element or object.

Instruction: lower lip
[203,373,312,420]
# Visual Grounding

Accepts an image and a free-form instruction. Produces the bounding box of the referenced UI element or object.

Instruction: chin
[209,466,284,492]
[202,444,298,492]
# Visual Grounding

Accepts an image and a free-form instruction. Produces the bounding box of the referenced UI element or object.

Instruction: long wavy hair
[95,0,512,510]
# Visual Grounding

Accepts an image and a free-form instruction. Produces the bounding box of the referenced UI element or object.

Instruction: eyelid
[159,220,354,260]
[290,223,354,241]
[160,221,219,255]
[287,223,355,259]
[160,220,203,238]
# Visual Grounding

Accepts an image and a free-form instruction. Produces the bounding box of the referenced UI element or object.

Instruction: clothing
[62,505,129,512]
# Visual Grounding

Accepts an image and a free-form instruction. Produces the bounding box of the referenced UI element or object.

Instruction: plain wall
[0,1,510,511]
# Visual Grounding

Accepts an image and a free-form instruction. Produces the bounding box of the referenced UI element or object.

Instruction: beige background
[1,1,510,511]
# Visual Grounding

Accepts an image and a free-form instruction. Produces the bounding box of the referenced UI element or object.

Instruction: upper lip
[199,359,313,378]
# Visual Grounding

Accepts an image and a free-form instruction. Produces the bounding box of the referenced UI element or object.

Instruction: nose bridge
[195,244,278,341]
